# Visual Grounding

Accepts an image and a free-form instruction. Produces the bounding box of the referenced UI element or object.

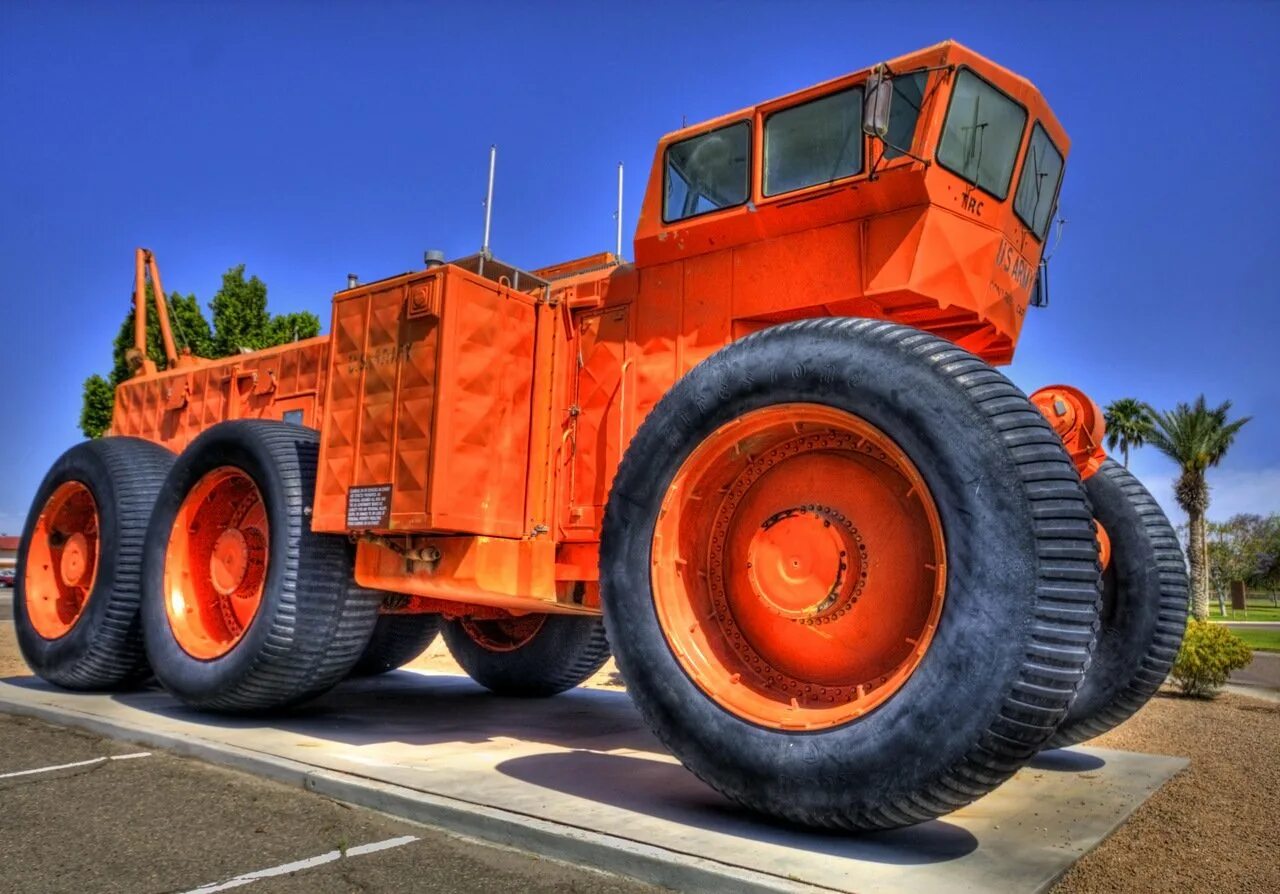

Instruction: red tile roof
[0,536,20,551]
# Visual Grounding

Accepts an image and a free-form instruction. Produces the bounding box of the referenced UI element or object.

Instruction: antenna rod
[615,162,624,260]
[481,144,496,256]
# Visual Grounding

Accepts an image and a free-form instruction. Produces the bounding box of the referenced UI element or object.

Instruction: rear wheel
[601,318,1101,829]
[350,613,441,676]
[15,438,174,689]
[1048,460,1188,747]
[141,420,381,712]
[441,614,609,697]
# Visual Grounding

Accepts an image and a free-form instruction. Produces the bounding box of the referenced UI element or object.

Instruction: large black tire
[1048,460,1188,747]
[15,438,174,689]
[601,318,1101,830]
[350,613,441,676]
[441,614,610,697]
[140,420,381,712]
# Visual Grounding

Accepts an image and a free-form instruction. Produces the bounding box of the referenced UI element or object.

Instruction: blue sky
[1,1,1277,534]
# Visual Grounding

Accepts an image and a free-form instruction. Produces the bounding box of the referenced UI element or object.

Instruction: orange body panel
[112,337,330,452]
[111,40,1079,617]
[312,264,537,539]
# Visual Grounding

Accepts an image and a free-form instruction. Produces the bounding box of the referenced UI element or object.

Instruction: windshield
[937,70,1027,199]
[1013,124,1064,239]
[763,87,863,196]
[664,122,751,222]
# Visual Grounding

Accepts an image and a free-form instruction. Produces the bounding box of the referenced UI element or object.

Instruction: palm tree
[1103,397,1153,467]
[1145,396,1251,620]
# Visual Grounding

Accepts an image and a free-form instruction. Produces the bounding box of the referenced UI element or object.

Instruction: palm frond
[1145,395,1250,474]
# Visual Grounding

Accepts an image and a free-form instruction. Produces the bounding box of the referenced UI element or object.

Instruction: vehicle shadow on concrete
[88,672,670,754]
[495,748,979,864]
[10,669,1124,865]
[1026,748,1106,772]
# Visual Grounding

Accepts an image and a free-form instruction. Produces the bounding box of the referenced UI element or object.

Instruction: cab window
[1013,124,1064,239]
[664,122,751,222]
[764,87,863,196]
[937,69,1027,199]
[884,71,927,160]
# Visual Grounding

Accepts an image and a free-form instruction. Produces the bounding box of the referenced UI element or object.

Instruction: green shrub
[1170,620,1253,697]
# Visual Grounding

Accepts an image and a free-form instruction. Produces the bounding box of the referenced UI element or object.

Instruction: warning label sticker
[346,484,392,529]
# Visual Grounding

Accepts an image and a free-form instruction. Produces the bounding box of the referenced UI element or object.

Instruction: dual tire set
[15,320,1187,829]
[16,423,609,712]
[603,320,1187,827]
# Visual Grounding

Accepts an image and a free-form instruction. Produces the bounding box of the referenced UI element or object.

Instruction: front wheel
[601,319,1101,829]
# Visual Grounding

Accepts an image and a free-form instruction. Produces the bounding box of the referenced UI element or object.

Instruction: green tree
[79,267,321,438]
[266,311,321,346]
[1236,514,1280,604]
[1103,397,1153,467]
[79,374,114,439]
[210,265,271,355]
[1207,514,1270,610]
[1145,397,1251,620]
[209,266,320,355]
[168,291,215,357]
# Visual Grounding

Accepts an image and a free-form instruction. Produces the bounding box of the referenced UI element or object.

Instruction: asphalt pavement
[1230,650,1280,690]
[0,711,658,894]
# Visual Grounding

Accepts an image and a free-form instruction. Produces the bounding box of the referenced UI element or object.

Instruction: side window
[1013,124,1064,239]
[764,87,863,196]
[883,71,928,160]
[937,69,1027,199]
[664,122,751,222]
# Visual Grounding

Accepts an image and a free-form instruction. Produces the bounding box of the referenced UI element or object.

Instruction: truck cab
[627,39,1068,364]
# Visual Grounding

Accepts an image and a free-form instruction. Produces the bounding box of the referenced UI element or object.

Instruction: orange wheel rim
[652,403,946,730]
[164,467,269,659]
[461,615,546,652]
[24,481,100,639]
[1095,520,1112,571]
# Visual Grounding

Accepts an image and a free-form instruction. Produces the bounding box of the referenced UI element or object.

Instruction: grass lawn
[1227,627,1280,653]
[1208,600,1280,623]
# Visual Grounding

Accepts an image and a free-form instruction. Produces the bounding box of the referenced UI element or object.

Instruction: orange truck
[16,41,1187,829]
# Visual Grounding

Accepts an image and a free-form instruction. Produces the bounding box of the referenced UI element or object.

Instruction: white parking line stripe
[182,835,420,893]
[344,835,420,857]
[0,752,152,779]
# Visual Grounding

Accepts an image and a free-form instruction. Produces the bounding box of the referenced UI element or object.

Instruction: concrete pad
[0,670,1186,894]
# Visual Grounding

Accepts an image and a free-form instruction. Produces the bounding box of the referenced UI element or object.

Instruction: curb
[1221,684,1280,704]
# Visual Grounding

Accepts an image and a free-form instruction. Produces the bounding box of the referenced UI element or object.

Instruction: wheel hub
[59,533,90,587]
[164,467,269,659]
[210,528,249,596]
[461,614,546,652]
[745,507,859,620]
